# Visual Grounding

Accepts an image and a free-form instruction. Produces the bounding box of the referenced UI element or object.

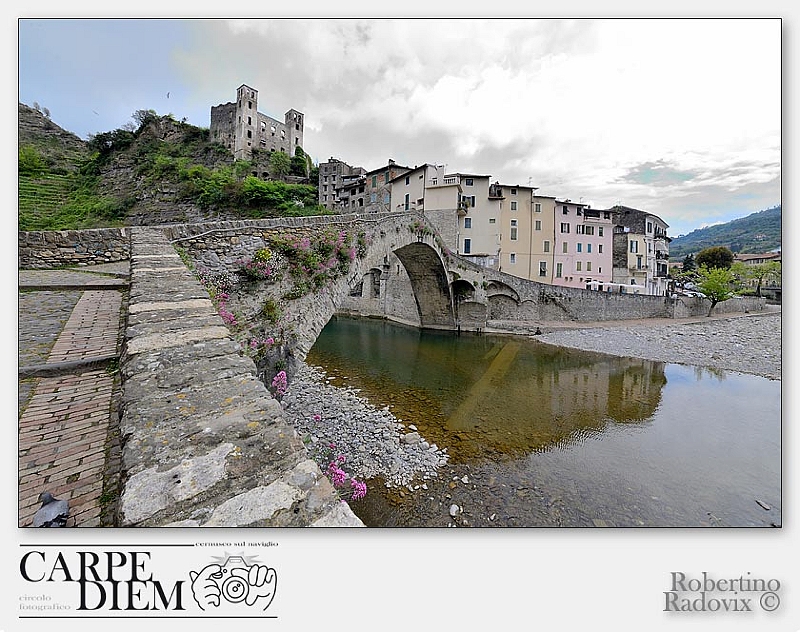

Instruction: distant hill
[669,205,781,261]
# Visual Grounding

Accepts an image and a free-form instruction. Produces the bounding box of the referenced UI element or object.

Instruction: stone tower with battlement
[210,84,304,161]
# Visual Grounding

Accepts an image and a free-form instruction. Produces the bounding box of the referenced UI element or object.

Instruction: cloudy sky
[18,18,781,237]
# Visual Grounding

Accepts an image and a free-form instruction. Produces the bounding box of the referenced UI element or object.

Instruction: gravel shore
[536,310,782,381]
[281,364,449,489]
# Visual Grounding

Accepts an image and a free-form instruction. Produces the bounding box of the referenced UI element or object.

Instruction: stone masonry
[118,227,362,527]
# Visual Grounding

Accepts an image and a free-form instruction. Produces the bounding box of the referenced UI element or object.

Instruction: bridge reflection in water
[307,316,780,527]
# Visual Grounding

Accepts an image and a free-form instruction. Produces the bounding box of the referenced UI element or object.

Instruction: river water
[306,316,781,528]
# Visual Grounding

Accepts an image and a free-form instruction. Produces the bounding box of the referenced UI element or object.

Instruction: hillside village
[20,82,781,298]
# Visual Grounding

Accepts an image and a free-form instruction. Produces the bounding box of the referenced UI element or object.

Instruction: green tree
[695,246,734,270]
[269,151,291,179]
[682,253,696,273]
[696,265,735,316]
[733,260,781,297]
[19,145,47,176]
[290,147,309,177]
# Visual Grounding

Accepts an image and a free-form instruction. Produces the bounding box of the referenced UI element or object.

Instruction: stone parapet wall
[116,226,363,527]
[19,228,130,269]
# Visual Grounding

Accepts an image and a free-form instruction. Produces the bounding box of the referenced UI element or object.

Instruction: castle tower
[234,84,258,161]
[285,108,304,155]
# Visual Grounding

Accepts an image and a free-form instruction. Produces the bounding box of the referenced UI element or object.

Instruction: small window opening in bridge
[397,265,400,274]
[349,281,364,297]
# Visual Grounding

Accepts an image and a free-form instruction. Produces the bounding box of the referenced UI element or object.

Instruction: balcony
[488,183,504,199]
[457,201,469,217]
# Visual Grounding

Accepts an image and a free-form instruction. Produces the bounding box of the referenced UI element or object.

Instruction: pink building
[551,200,613,288]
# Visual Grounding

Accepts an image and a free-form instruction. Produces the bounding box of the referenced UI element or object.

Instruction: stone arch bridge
[161,210,685,360]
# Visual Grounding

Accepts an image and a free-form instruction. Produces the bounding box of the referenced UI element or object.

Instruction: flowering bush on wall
[268,229,361,298]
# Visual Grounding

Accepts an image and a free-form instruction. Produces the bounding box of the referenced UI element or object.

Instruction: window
[603,212,611,219]
[510,219,518,240]
[405,176,410,185]
[511,201,518,211]
[598,244,603,253]
[560,223,570,233]
[630,240,638,253]
[586,226,594,235]
[562,242,568,253]
[247,130,252,138]
[511,188,517,195]
[510,253,517,264]
[464,238,472,254]
[637,255,643,269]
[247,116,252,125]
[535,203,542,213]
[385,172,390,183]
[464,217,472,229]
[543,240,550,253]
[281,130,285,138]
[587,243,592,253]
[576,261,582,271]
[462,195,476,208]
[556,262,563,278]
[372,175,378,187]
[404,193,410,211]
[647,221,653,233]
[535,220,542,231]
[598,267,602,273]
[539,261,547,277]
[563,205,569,214]
[465,178,474,186]
[489,218,496,224]
[586,262,592,272]
[577,243,582,253]
[598,227,604,237]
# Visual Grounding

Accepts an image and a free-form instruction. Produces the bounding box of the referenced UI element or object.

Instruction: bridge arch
[392,242,455,329]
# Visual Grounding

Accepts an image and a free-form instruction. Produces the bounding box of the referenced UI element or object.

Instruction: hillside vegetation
[18,103,328,231]
[669,205,781,261]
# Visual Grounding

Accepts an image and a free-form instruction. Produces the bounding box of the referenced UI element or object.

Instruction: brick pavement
[18,266,128,527]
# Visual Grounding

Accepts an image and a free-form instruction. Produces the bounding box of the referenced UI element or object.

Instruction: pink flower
[327,462,347,487]
[312,414,321,422]
[350,479,367,500]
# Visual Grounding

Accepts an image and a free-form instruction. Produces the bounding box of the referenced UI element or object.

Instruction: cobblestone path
[18,264,128,527]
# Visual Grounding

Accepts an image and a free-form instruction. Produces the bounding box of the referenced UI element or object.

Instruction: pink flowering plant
[313,439,367,502]
[236,247,277,282]
[270,370,288,399]
[268,229,363,297]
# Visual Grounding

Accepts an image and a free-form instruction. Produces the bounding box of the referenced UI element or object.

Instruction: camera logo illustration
[189,555,277,612]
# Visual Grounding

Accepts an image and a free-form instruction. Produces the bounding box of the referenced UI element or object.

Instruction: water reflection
[307,316,780,527]
[308,316,667,461]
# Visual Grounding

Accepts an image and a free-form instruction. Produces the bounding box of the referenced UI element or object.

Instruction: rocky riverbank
[280,364,449,489]
[536,310,782,380]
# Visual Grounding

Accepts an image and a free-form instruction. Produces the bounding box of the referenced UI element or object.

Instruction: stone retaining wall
[19,228,130,269]
[116,226,363,527]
